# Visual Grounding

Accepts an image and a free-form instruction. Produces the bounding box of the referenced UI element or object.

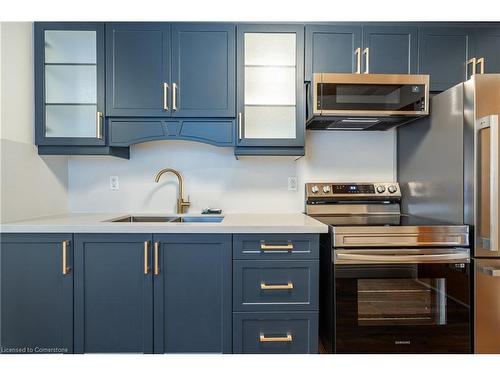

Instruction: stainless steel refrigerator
[398,74,500,354]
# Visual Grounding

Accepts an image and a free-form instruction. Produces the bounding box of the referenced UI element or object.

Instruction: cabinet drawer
[233,234,319,260]
[233,260,319,311]
[233,312,318,354]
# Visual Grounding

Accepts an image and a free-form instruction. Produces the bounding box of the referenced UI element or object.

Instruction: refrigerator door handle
[476,115,499,253]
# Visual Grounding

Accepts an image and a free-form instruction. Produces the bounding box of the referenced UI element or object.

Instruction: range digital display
[332,184,375,194]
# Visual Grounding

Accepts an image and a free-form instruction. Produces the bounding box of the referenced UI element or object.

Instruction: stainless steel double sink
[108,215,224,223]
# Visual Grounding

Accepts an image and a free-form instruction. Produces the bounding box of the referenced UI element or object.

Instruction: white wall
[0,22,69,223]
[68,130,396,214]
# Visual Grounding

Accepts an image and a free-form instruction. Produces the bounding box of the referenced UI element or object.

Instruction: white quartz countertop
[0,213,328,234]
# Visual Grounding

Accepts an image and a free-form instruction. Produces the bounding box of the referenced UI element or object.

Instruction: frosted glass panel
[45,30,96,63]
[45,105,96,138]
[45,65,96,103]
[245,33,296,66]
[244,106,296,139]
[245,67,295,105]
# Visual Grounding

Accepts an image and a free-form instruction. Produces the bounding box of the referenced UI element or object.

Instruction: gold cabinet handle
[172,83,178,111]
[260,243,294,251]
[96,111,103,139]
[363,47,370,74]
[260,282,294,290]
[354,47,361,74]
[238,112,243,140]
[62,240,71,275]
[467,57,477,78]
[154,241,160,275]
[476,57,485,74]
[162,83,169,111]
[259,334,293,343]
[144,241,150,274]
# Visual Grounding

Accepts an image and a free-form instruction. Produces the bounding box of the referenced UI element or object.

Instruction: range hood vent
[306,115,423,131]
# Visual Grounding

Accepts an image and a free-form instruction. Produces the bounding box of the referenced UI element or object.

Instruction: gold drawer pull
[260,282,294,290]
[62,240,71,275]
[144,241,150,275]
[260,243,294,251]
[154,241,160,275]
[259,334,293,343]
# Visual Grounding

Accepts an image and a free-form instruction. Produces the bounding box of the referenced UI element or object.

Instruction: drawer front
[233,234,319,260]
[233,312,318,354]
[233,260,319,311]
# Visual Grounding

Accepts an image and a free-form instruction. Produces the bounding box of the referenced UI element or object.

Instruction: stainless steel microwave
[307,73,430,130]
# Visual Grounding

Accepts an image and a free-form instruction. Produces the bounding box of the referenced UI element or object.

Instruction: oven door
[334,249,471,353]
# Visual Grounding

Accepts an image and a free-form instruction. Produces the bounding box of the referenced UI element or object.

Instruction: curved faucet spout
[154,168,191,214]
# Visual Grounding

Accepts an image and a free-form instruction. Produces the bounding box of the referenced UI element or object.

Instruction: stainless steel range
[305,182,471,354]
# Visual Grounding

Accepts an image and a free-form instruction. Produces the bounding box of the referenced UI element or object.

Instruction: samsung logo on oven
[395,340,411,345]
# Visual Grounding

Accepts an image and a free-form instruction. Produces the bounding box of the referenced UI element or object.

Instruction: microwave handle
[476,115,499,252]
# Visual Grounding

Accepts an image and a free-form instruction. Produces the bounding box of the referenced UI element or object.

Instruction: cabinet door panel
[363,26,417,74]
[233,311,318,354]
[475,27,500,74]
[237,24,304,148]
[0,234,73,353]
[153,234,232,353]
[106,23,170,117]
[34,22,105,146]
[74,234,153,353]
[419,27,473,91]
[171,23,235,117]
[305,25,362,81]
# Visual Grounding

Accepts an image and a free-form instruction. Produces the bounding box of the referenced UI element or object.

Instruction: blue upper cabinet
[473,26,500,74]
[236,24,305,153]
[106,23,171,117]
[171,23,235,117]
[362,26,417,74]
[418,27,474,91]
[305,25,362,81]
[106,22,235,118]
[34,22,105,146]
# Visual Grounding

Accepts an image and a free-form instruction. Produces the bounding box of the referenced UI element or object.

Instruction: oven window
[357,278,447,326]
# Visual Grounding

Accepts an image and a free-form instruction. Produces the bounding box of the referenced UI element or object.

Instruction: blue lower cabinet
[0,233,73,354]
[153,234,232,353]
[233,312,318,354]
[233,260,319,311]
[231,233,320,353]
[233,234,320,260]
[74,234,154,353]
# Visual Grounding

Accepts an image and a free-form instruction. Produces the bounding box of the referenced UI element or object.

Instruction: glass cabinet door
[237,25,304,147]
[35,23,105,145]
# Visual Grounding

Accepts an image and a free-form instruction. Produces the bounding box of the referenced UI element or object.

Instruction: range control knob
[376,185,386,193]
[322,185,331,193]
[311,185,319,194]
[388,185,398,194]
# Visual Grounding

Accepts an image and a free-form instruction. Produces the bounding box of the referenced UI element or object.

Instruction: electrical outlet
[110,176,119,190]
[288,176,298,191]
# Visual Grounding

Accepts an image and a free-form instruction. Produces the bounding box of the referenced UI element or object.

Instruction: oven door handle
[335,251,470,264]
